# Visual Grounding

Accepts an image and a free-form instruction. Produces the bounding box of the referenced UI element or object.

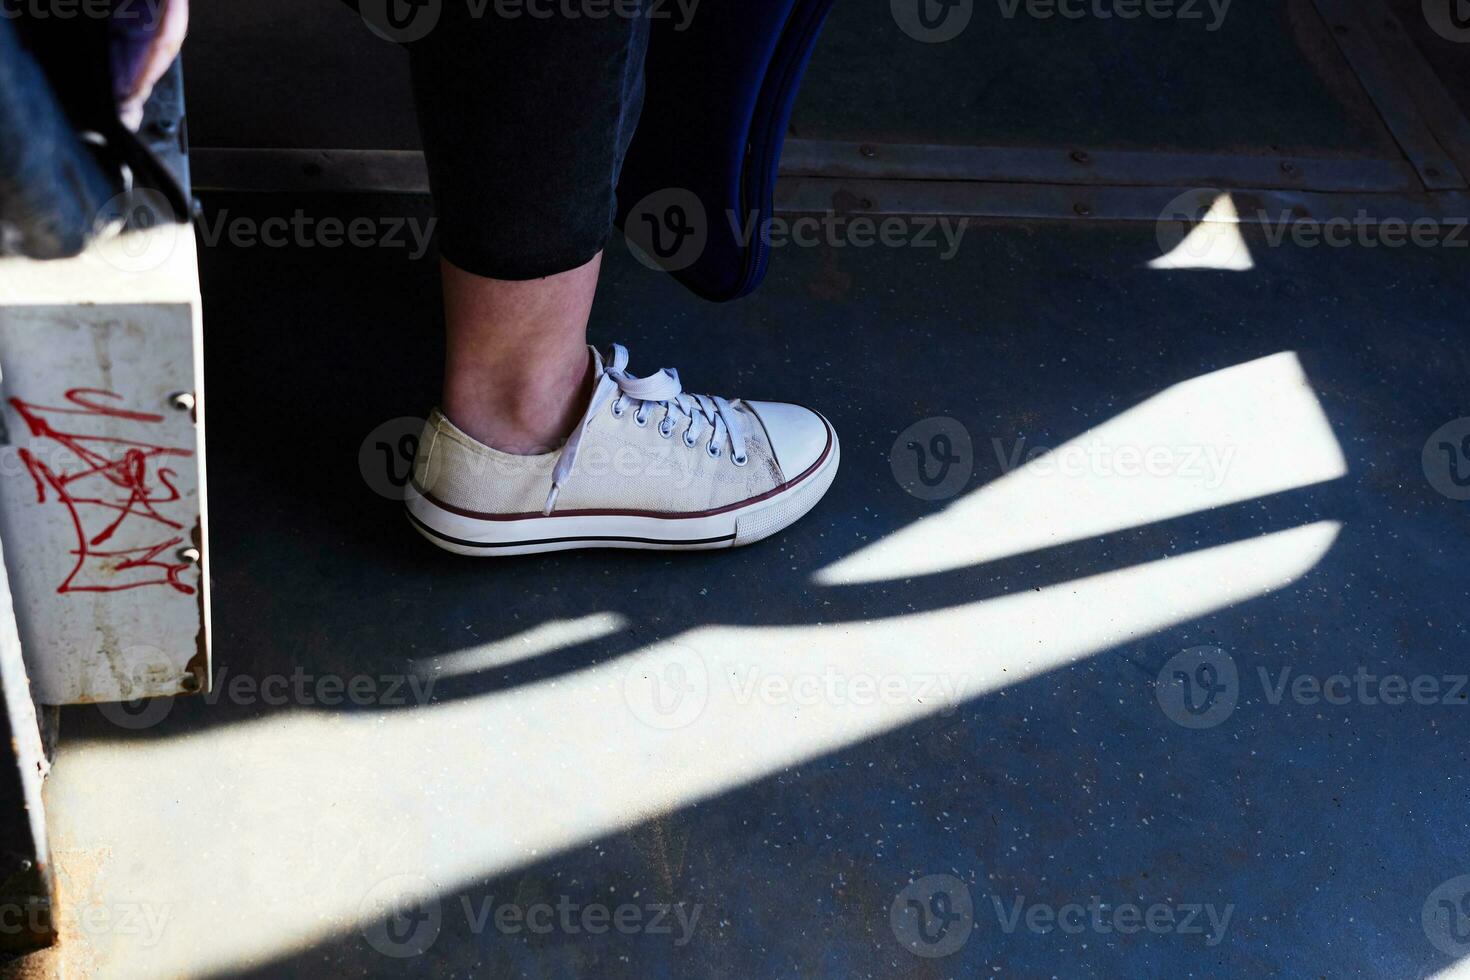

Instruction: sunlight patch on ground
[1149,192,1255,271]
[45,520,1340,978]
[816,351,1345,587]
[420,613,629,678]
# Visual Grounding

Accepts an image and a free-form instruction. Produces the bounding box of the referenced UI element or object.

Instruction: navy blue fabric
[615,0,838,301]
[0,15,120,257]
[0,5,190,259]
[338,0,833,293]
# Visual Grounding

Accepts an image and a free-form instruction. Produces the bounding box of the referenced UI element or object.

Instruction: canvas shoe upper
[406,344,839,554]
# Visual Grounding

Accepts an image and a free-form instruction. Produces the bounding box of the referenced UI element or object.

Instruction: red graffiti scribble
[9,388,196,594]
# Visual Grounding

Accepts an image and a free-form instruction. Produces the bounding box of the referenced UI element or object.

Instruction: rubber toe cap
[745,401,831,481]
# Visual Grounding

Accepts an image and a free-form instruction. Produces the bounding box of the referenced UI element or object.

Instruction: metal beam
[773,176,1470,225]
[1362,5,1470,185]
[779,140,1422,193]
[193,148,430,195]
[0,529,54,952]
[1311,0,1467,190]
[190,147,1470,225]
[193,141,1430,200]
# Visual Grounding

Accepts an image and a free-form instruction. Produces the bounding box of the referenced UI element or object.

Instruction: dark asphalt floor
[37,1,1470,976]
[55,188,1470,977]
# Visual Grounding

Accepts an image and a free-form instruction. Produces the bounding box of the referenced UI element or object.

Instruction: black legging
[374,0,651,280]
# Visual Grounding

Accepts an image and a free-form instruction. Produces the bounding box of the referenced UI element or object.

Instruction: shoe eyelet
[611,402,625,419]
[634,412,649,428]
[731,453,748,467]
[706,443,722,459]
[683,432,697,449]
[658,420,674,438]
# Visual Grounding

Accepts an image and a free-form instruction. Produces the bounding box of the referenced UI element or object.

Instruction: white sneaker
[406,344,839,555]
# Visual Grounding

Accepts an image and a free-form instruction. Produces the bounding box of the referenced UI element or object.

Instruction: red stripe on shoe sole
[406,509,737,549]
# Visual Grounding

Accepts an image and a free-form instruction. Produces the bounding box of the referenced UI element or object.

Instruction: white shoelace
[545,344,750,515]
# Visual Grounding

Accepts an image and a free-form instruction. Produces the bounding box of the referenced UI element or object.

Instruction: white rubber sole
[405,423,839,557]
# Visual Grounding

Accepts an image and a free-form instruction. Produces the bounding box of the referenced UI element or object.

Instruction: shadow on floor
[60,192,1470,976]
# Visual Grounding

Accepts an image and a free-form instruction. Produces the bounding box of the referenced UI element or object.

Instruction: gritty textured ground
[26,194,1470,978]
[12,1,1470,976]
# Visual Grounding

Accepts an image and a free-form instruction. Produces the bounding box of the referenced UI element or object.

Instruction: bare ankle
[442,348,592,455]
[437,254,602,454]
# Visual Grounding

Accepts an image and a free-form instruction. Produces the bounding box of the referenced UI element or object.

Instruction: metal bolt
[859,144,877,159]
[1069,150,1091,164]
[177,547,201,564]
[1073,202,1092,216]
[168,391,195,412]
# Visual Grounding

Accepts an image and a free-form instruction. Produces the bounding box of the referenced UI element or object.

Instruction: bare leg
[440,252,601,455]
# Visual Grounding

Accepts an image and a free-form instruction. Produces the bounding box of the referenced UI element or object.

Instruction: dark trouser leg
[403,2,649,280]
